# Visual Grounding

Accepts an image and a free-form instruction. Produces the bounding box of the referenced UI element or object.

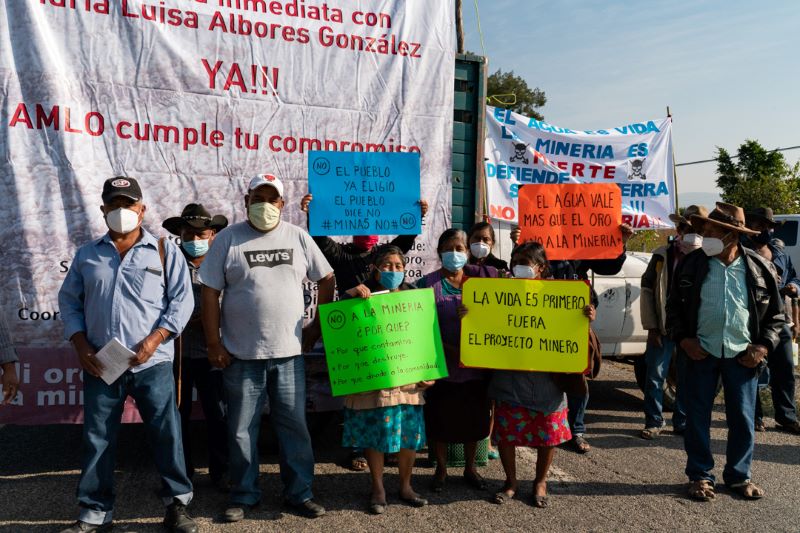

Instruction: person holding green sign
[483,241,596,509]
[339,245,433,515]
[416,228,498,493]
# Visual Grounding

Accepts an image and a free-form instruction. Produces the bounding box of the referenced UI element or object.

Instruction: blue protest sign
[307,151,421,236]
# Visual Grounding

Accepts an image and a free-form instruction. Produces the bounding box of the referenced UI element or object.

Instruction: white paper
[94,338,135,385]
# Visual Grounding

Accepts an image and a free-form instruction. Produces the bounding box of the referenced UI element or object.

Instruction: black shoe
[285,499,326,518]
[60,521,113,533]
[223,502,258,523]
[163,500,198,533]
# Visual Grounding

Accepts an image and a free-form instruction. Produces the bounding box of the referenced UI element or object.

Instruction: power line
[675,145,800,167]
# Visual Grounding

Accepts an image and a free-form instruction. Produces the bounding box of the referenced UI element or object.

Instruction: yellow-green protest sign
[319,289,447,396]
[460,278,590,373]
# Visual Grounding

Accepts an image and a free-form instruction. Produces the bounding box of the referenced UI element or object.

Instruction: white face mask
[512,265,539,279]
[679,233,703,254]
[701,237,725,257]
[106,207,140,234]
[470,242,491,259]
[248,201,281,231]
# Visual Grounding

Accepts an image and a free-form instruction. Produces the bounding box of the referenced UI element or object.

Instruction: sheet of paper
[94,338,135,385]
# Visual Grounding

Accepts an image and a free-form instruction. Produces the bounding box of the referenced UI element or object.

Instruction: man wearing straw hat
[667,202,784,502]
[163,203,230,492]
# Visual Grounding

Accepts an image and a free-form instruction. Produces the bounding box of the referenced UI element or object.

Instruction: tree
[487,69,547,120]
[715,140,800,214]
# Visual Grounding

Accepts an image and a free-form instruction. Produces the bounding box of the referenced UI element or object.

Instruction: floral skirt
[342,405,426,453]
[492,400,572,448]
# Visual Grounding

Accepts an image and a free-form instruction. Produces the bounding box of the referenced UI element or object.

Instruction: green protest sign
[319,288,447,396]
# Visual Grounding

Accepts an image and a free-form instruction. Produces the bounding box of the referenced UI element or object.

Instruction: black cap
[102,177,142,203]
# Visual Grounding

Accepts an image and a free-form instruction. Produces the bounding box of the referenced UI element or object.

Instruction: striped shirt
[698,255,751,358]
[0,313,18,365]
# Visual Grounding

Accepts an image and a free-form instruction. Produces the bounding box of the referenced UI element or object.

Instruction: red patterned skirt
[492,400,572,448]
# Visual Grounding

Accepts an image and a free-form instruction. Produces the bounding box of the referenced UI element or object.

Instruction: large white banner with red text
[0,1,454,424]
[485,106,675,229]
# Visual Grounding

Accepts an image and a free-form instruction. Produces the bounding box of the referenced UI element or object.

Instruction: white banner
[0,1,454,423]
[485,106,675,229]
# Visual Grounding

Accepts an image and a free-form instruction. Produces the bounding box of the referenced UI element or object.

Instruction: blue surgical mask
[441,251,468,272]
[182,239,209,258]
[379,270,405,290]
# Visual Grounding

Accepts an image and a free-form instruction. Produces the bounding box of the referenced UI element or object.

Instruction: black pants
[755,324,797,425]
[176,357,229,480]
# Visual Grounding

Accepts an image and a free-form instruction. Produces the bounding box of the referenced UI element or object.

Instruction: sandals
[571,435,591,454]
[492,485,516,505]
[368,501,387,515]
[429,475,446,493]
[533,495,549,508]
[464,471,488,490]
[641,426,665,440]
[688,479,716,501]
[728,480,765,500]
[755,419,767,432]
[350,452,368,472]
[399,494,428,507]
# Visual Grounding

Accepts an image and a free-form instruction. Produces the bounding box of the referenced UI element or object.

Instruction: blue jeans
[755,325,797,425]
[643,337,687,429]
[568,391,589,435]
[684,355,758,485]
[78,362,192,525]
[224,356,314,506]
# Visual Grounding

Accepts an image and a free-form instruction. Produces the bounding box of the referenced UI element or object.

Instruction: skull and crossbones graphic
[628,158,646,181]
[509,142,529,164]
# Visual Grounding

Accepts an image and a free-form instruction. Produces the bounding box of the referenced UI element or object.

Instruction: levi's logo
[245,249,293,268]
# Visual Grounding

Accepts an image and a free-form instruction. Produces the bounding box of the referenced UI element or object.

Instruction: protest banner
[460,278,590,373]
[319,289,447,396]
[308,151,421,236]
[0,1,455,424]
[518,183,622,260]
[485,106,675,230]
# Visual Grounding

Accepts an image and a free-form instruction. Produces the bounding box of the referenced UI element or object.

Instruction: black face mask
[750,229,773,246]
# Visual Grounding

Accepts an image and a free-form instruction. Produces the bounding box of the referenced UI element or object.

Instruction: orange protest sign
[518,183,623,260]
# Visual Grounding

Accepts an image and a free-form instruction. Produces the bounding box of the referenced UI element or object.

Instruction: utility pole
[456,0,464,53]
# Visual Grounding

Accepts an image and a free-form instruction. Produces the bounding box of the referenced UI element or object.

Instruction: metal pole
[667,106,679,214]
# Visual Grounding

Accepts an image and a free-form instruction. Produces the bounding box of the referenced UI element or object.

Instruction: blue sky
[462,0,800,209]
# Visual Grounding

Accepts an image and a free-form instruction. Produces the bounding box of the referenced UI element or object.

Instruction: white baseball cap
[248,173,284,197]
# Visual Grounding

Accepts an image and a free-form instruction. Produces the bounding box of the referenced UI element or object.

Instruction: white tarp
[0,1,454,423]
[485,106,675,229]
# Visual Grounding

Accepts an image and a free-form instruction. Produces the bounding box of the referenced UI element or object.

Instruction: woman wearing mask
[485,241,594,507]
[416,228,495,493]
[340,246,432,514]
[467,221,509,274]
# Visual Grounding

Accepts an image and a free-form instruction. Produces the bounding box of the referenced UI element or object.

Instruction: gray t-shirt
[198,221,332,359]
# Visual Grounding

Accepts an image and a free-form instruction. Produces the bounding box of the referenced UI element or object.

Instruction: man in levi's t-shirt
[199,174,334,521]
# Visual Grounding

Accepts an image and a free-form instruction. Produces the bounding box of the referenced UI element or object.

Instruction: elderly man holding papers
[58,177,196,533]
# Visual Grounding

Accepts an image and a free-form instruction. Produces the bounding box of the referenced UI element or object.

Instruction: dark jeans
[754,325,797,425]
[78,363,192,525]
[224,356,315,506]
[177,357,229,481]
[568,390,589,435]
[684,355,758,485]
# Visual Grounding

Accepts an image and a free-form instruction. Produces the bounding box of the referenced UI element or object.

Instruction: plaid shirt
[698,255,751,358]
[0,313,18,365]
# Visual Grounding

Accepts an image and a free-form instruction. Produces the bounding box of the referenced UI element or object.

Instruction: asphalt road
[2,362,800,532]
